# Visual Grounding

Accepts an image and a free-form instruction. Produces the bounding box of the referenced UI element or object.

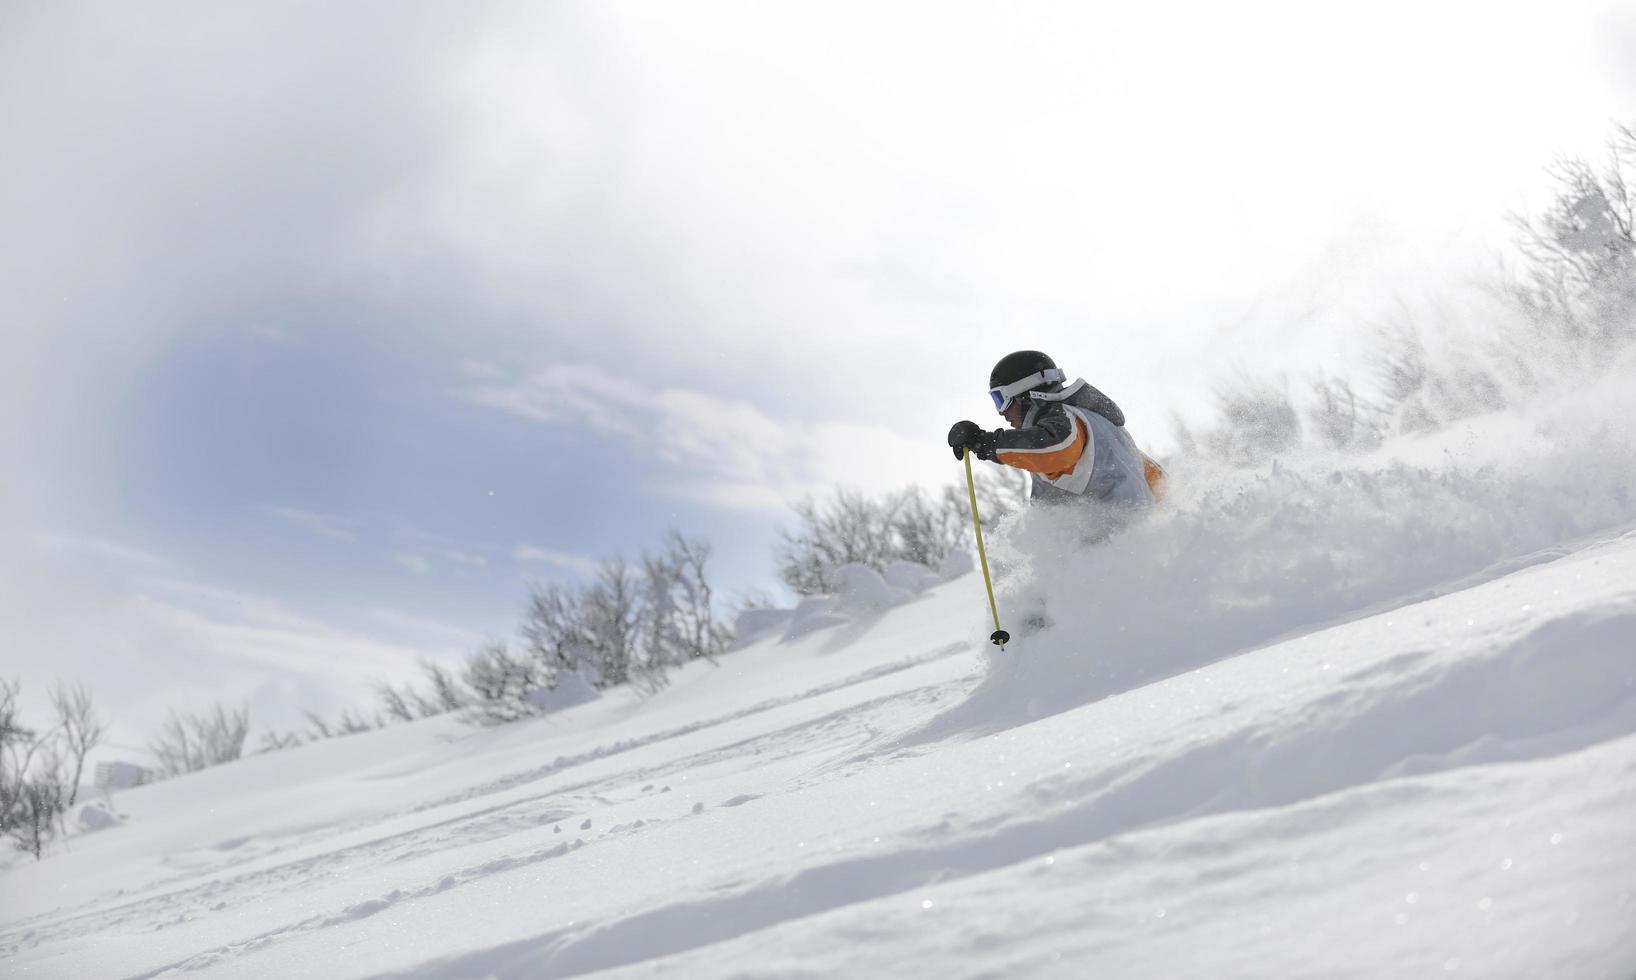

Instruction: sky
[2,0,1632,754]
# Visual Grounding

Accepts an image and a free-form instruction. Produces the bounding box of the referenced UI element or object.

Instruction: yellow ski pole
[963,450,1010,649]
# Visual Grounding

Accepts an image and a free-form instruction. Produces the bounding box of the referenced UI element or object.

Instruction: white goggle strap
[991,368,1066,406]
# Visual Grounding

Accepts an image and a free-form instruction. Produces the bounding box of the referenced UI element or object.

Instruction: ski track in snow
[0,651,971,971]
[370,563,1636,980]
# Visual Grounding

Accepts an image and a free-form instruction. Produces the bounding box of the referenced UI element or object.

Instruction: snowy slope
[4,400,1636,978]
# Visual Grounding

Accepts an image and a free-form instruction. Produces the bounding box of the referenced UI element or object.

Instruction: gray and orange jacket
[989,379,1166,508]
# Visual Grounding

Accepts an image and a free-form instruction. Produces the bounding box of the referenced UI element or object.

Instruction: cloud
[117,579,466,741]
[389,526,495,571]
[248,324,296,343]
[0,534,479,750]
[441,550,489,569]
[395,552,433,574]
[457,359,506,381]
[467,363,946,513]
[511,544,599,576]
[32,532,175,570]
[266,506,358,543]
[363,607,488,651]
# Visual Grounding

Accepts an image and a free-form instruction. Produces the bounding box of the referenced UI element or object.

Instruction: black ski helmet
[988,350,1064,412]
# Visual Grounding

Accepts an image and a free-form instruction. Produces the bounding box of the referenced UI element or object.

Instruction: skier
[947,350,1166,516]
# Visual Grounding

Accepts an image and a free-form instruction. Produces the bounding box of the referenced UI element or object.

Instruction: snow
[882,561,941,596]
[524,671,600,713]
[728,607,793,648]
[71,802,123,834]
[831,563,914,616]
[3,391,1636,978]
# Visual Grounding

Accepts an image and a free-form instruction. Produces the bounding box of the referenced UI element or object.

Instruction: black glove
[947,420,996,461]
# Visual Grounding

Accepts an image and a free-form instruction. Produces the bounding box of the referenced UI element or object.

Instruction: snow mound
[831,564,913,617]
[772,565,924,643]
[882,561,940,596]
[525,671,600,714]
[782,596,849,641]
[924,374,1636,736]
[731,607,794,648]
[75,801,123,833]
[936,550,974,582]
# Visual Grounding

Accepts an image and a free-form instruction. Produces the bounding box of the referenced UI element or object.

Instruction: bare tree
[580,560,640,688]
[886,487,966,569]
[297,703,382,740]
[779,474,1027,596]
[149,703,250,778]
[333,707,379,735]
[642,531,730,668]
[778,489,895,595]
[418,659,468,713]
[1307,376,1385,452]
[374,682,416,724]
[1,679,80,859]
[303,711,335,740]
[50,683,106,808]
[943,467,1028,537]
[521,584,588,681]
[634,553,682,695]
[0,678,26,751]
[13,755,65,859]
[1509,123,1636,369]
[1,679,38,846]
[258,729,304,753]
[461,641,548,724]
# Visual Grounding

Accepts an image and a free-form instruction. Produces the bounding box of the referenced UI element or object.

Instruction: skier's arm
[990,408,1089,476]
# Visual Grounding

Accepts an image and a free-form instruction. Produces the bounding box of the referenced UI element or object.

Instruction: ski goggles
[988,368,1065,413]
